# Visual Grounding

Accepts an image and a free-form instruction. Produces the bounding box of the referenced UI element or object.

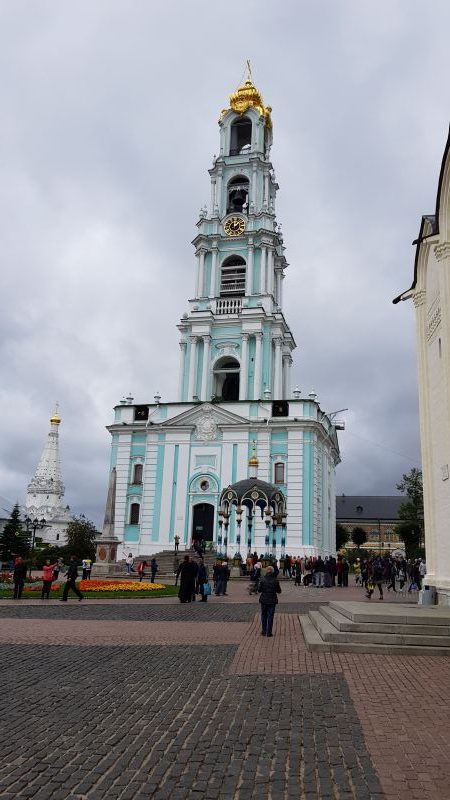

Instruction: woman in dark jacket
[257,566,282,637]
[197,558,209,602]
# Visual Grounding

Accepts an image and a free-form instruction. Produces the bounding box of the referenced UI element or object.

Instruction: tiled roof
[336,495,406,522]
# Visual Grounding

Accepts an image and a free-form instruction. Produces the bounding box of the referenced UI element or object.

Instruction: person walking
[138,560,148,582]
[60,556,83,602]
[215,562,228,596]
[123,552,134,575]
[13,557,27,600]
[342,558,350,587]
[336,555,344,587]
[197,557,209,602]
[52,558,64,581]
[174,534,180,553]
[150,557,158,584]
[258,566,282,637]
[41,559,58,599]
[175,555,196,603]
[366,558,384,600]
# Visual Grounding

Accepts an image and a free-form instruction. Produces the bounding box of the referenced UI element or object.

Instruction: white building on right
[394,127,450,605]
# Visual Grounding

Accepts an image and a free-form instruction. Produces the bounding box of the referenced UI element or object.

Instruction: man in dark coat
[13,557,27,599]
[175,555,196,603]
[60,555,83,602]
[257,566,282,637]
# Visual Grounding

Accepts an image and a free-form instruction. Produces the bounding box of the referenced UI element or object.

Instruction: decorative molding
[434,242,450,262]
[195,408,218,441]
[427,299,441,342]
[412,290,426,308]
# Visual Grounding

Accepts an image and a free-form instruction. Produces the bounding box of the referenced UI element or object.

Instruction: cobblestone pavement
[1,589,448,800]
[0,644,382,800]
[0,601,323,621]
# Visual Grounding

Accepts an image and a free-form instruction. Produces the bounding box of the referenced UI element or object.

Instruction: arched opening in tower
[230,117,252,155]
[220,256,246,297]
[227,175,249,214]
[213,356,240,402]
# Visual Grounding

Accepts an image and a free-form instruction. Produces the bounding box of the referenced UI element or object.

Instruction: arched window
[227,175,249,215]
[133,463,143,484]
[274,462,285,484]
[220,256,246,297]
[213,356,240,401]
[230,117,252,155]
[129,503,140,525]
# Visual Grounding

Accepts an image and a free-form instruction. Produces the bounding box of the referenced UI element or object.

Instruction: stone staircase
[97,548,220,579]
[300,601,450,656]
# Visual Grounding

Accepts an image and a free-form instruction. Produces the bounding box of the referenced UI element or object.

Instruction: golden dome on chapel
[50,405,61,425]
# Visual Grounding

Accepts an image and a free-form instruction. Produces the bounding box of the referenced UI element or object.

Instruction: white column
[200,335,211,401]
[254,333,263,400]
[246,241,254,295]
[273,338,282,399]
[210,246,218,298]
[187,336,197,401]
[282,354,291,400]
[216,170,223,215]
[178,341,187,401]
[264,171,269,209]
[260,247,267,293]
[197,250,206,298]
[275,270,282,304]
[279,273,284,309]
[210,178,216,214]
[267,248,274,296]
[287,355,292,399]
[239,334,249,401]
[251,163,257,211]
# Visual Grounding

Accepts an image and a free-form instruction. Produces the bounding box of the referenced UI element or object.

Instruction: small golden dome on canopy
[248,441,259,467]
[221,72,272,128]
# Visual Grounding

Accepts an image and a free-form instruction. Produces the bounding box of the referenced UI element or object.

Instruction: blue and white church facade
[100,76,341,560]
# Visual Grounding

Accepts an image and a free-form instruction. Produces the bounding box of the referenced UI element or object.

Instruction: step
[321,605,450,637]
[300,615,450,656]
[309,610,450,648]
[329,600,450,627]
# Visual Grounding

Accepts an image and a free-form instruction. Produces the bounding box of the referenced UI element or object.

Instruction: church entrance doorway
[192,503,215,542]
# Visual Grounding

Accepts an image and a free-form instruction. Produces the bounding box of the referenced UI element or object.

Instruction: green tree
[336,523,349,551]
[351,526,367,550]
[0,504,30,561]
[394,520,423,559]
[65,515,99,560]
[395,468,424,555]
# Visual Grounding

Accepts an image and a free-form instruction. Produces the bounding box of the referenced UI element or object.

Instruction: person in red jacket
[41,559,58,600]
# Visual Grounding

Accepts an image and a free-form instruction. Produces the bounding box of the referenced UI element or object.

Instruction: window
[129,503,140,525]
[133,463,143,484]
[56,533,59,541]
[134,405,149,421]
[230,117,252,155]
[220,256,246,297]
[274,462,285,484]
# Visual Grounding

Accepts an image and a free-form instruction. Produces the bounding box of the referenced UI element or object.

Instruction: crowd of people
[174,555,230,603]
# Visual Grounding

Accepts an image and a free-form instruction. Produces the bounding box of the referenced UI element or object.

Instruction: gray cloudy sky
[1,0,448,526]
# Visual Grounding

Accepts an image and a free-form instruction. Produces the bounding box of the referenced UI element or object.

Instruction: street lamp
[24,516,47,579]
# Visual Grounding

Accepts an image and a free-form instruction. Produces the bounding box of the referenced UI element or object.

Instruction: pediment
[161,403,250,431]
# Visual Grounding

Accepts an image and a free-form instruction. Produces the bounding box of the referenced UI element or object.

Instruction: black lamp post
[24,516,47,579]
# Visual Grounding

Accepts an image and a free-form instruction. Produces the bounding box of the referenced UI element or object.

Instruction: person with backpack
[257,566,282,637]
[366,558,384,600]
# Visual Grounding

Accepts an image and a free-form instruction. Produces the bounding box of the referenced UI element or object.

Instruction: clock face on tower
[224,216,246,237]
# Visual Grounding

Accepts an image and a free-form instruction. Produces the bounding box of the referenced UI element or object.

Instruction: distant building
[336,495,406,553]
[25,410,72,545]
[394,127,450,605]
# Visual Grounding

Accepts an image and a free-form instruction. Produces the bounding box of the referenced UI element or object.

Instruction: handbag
[203,582,212,596]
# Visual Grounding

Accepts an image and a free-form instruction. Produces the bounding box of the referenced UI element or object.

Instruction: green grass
[0,586,179,599]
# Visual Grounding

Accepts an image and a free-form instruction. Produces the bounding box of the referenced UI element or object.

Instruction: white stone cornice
[434,242,450,262]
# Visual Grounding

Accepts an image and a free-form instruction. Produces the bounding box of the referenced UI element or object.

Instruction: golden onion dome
[50,406,61,425]
[248,441,259,467]
[221,78,272,128]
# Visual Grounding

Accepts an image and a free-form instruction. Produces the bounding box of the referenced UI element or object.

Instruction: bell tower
[177,69,295,403]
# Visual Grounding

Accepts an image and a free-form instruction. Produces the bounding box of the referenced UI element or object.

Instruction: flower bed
[24,579,166,593]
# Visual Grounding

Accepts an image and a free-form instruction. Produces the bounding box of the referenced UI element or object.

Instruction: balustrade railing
[215,298,242,315]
